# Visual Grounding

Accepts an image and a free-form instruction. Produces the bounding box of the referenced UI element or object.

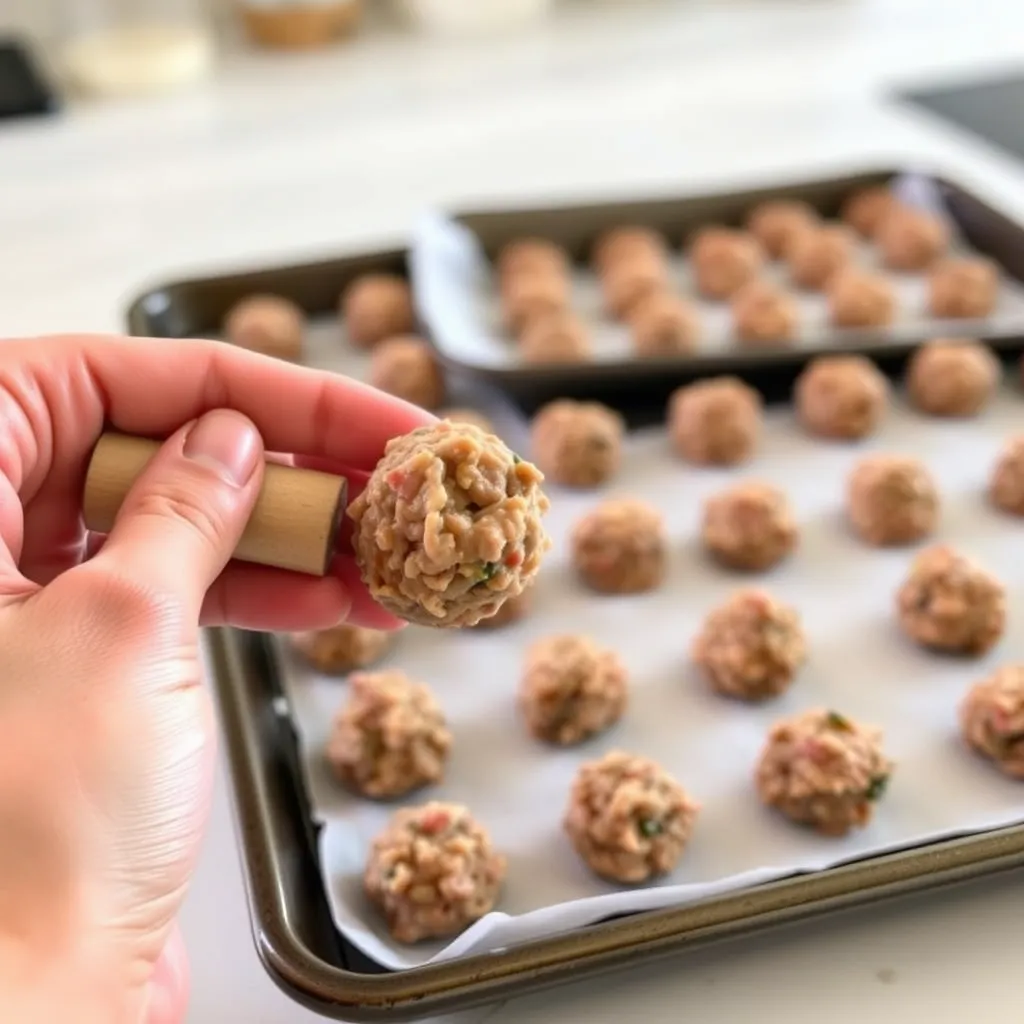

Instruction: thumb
[92,410,264,618]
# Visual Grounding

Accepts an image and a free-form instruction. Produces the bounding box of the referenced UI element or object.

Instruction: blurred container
[400,0,553,38]
[237,0,363,49]
[59,0,214,98]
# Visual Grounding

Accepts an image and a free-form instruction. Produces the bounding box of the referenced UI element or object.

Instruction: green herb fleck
[638,818,663,838]
[478,561,500,583]
[865,774,890,802]
[826,710,853,732]
[512,453,523,464]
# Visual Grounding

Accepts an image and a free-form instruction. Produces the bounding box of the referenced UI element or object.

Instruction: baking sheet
[278,381,1024,972]
[410,173,1024,371]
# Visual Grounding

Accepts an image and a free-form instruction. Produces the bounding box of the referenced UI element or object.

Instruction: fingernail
[183,410,261,486]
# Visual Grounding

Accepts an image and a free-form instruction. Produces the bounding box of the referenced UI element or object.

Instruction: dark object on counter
[0,38,59,121]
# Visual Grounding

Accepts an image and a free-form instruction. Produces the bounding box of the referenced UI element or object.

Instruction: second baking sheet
[278,384,1024,972]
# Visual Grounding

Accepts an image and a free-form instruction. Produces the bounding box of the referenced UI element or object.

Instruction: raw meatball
[341,274,414,349]
[531,399,624,488]
[571,498,667,594]
[564,751,699,883]
[326,671,451,799]
[290,624,393,675]
[795,355,890,440]
[441,407,494,434]
[745,198,819,259]
[692,589,806,701]
[840,185,897,238]
[786,224,855,290]
[928,257,999,319]
[827,268,897,328]
[989,436,1024,515]
[690,227,766,300]
[876,207,951,271]
[501,271,570,336]
[601,257,668,320]
[846,455,939,546]
[369,335,445,410]
[960,667,1024,779]
[223,293,304,360]
[668,377,763,466]
[348,420,551,628]
[364,802,506,943]
[519,635,628,745]
[592,225,666,275]
[701,482,797,572]
[470,585,533,630]
[496,237,569,283]
[519,311,592,364]
[628,291,701,357]
[906,339,1000,418]
[731,281,800,346]
[755,708,893,836]
[896,545,1006,656]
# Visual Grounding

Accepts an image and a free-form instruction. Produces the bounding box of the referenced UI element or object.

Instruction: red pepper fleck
[504,550,523,567]
[419,809,450,835]
[386,469,406,491]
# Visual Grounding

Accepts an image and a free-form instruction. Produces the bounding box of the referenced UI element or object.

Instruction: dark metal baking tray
[126,211,1024,1022]
[413,167,1024,415]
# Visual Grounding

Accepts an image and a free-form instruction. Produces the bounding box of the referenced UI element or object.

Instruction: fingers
[143,922,190,1024]
[330,555,408,631]
[69,333,435,471]
[200,562,352,630]
[90,410,264,620]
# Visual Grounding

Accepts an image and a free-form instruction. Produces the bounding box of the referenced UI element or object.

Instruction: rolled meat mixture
[960,666,1024,780]
[290,623,393,675]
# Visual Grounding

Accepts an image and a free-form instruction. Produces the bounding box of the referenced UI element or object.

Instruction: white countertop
[3,1,1024,1020]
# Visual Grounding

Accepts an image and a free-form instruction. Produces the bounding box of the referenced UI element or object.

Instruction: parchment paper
[409,173,1024,371]
[277,386,1024,971]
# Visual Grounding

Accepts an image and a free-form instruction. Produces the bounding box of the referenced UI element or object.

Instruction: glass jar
[58,0,215,98]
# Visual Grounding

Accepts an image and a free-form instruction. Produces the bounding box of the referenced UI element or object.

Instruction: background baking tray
[127,215,1024,1021]
[409,167,1024,415]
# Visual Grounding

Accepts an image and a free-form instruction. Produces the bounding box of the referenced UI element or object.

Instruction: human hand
[0,334,432,1023]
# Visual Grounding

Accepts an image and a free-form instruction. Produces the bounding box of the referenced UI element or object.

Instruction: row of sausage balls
[290,587,1023,946]
[493,183,998,363]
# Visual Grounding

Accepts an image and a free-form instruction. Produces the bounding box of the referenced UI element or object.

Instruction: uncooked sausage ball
[223,293,305,360]
[795,355,890,440]
[629,291,701,357]
[701,482,797,572]
[326,670,452,799]
[896,545,1005,656]
[840,185,897,238]
[828,268,897,328]
[928,257,999,319]
[691,589,806,701]
[348,420,551,628]
[441,407,495,434]
[755,708,893,836]
[369,335,445,410]
[847,455,939,547]
[519,311,592,364]
[689,227,766,300]
[960,666,1024,780]
[501,271,570,336]
[668,377,763,466]
[786,223,855,291]
[530,399,624,488]
[497,237,570,284]
[601,258,669,320]
[989,436,1024,516]
[564,751,700,883]
[591,226,666,276]
[876,207,951,271]
[571,498,667,594]
[519,634,628,745]
[906,339,1000,418]
[290,624,394,675]
[364,802,506,943]
[470,585,533,631]
[341,274,415,349]
[745,198,819,259]
[731,280,800,346]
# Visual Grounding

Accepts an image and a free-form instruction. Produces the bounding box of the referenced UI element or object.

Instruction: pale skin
[0,334,433,1023]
